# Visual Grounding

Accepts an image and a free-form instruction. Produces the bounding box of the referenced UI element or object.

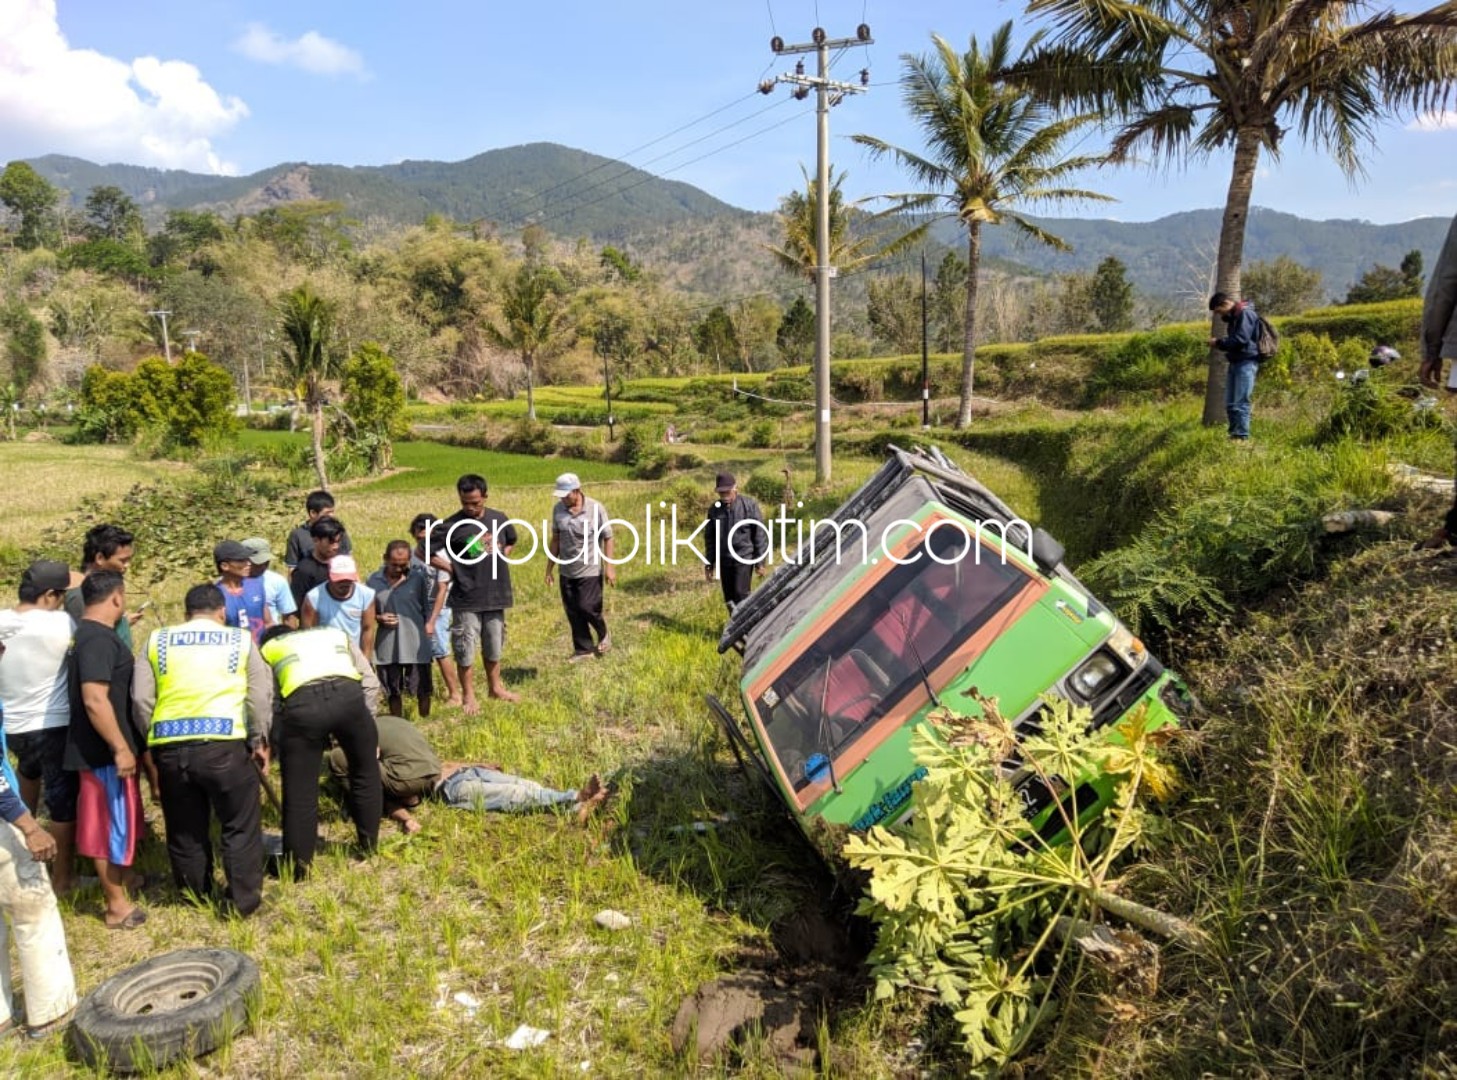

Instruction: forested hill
[25,146,1449,298]
[26,143,752,238]
[933,207,1451,300]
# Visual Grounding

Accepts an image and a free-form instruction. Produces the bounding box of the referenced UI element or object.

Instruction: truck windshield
[755,523,1029,792]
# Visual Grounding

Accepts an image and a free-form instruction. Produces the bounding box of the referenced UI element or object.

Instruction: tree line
[3,1,1453,435]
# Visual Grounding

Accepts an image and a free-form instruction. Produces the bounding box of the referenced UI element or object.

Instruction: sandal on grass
[105,907,148,931]
[26,1006,74,1040]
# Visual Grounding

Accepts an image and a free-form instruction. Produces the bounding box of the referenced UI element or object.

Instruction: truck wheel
[71,947,260,1073]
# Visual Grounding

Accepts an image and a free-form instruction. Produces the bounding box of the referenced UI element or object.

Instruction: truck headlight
[1106,623,1147,671]
[1070,652,1121,700]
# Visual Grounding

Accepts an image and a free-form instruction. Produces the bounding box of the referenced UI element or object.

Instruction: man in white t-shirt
[302,555,378,656]
[0,560,79,892]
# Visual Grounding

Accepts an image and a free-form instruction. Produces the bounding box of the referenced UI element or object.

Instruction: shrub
[629,447,672,479]
[1314,378,1444,444]
[1084,328,1206,405]
[1280,298,1421,345]
[743,470,792,508]
[73,354,237,452]
[337,342,408,472]
[746,420,775,449]
[497,419,558,456]
[618,420,666,466]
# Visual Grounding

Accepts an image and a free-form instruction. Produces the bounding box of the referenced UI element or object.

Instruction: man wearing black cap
[0,560,79,893]
[214,540,272,644]
[704,472,768,610]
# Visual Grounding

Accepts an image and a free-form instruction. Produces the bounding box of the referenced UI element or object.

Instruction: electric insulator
[812,27,826,44]
[758,79,776,95]
[793,86,810,100]
[795,59,804,75]
[771,36,784,53]
[857,23,871,42]
[860,68,870,86]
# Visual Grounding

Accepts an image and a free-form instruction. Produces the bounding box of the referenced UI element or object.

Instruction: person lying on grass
[324,714,607,834]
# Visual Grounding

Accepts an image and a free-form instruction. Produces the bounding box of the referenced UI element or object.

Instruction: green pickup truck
[709,446,1193,848]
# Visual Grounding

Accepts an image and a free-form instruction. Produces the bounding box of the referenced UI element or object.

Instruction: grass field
[4,372,1451,1076]
[0,436,929,1078]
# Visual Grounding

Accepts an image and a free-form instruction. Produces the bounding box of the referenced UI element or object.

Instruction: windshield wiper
[898,606,942,709]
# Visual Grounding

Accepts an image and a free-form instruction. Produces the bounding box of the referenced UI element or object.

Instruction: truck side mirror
[1031,528,1065,574]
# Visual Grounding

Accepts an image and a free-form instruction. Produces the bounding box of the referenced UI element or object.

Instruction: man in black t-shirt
[290,517,346,609]
[434,474,519,712]
[283,490,353,569]
[64,571,149,930]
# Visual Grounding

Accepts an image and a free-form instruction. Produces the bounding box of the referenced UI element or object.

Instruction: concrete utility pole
[147,310,172,363]
[181,329,201,354]
[760,24,872,487]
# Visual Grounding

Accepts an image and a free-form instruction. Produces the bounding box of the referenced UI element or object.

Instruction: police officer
[258,625,382,878]
[132,584,273,917]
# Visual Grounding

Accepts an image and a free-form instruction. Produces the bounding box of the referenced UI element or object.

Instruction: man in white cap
[545,472,615,661]
[242,537,298,629]
[301,555,377,657]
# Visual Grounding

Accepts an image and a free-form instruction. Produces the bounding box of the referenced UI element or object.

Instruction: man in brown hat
[704,472,768,610]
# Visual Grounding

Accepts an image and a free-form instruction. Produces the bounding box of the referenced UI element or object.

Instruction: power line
[504,97,796,229]
[481,91,776,228]
[527,111,805,231]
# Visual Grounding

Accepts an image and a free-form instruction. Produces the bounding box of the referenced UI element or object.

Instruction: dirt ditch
[670,870,873,1069]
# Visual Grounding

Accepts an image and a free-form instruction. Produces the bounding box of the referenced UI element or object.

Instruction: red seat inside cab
[870,571,958,661]
[821,651,880,724]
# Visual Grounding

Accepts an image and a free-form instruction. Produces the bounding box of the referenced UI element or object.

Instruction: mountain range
[23,144,1451,301]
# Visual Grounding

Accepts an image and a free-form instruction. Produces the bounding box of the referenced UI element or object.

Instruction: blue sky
[2,0,1454,223]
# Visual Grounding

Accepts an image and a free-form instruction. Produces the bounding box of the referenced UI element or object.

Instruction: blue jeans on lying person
[436,767,577,813]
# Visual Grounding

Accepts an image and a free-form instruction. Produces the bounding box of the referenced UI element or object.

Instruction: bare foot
[461,697,481,716]
[488,687,520,703]
[575,774,608,825]
[400,815,422,835]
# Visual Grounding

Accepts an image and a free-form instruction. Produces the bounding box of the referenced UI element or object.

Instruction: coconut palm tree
[1013,0,1457,425]
[278,283,341,489]
[852,23,1112,428]
[486,264,567,421]
[765,165,899,281]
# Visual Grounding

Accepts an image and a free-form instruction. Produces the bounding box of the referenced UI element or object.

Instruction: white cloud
[0,0,247,173]
[233,24,366,78]
[1407,110,1457,132]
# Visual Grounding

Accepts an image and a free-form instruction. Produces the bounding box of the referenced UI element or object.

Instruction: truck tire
[71,947,260,1073]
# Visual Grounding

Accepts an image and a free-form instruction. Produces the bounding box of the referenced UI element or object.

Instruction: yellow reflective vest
[260,627,361,699]
[146,619,250,745]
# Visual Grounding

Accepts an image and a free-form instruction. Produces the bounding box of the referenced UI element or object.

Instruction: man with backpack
[1209,292,1273,442]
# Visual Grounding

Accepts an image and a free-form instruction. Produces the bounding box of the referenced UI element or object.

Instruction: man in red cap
[301,555,377,657]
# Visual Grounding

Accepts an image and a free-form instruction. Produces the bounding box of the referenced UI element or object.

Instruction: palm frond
[1002,213,1075,252]
[1109,103,1202,163]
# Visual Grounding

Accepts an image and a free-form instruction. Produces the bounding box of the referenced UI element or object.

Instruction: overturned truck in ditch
[707,446,1194,853]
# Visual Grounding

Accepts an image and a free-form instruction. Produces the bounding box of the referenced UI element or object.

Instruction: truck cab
[711,447,1191,845]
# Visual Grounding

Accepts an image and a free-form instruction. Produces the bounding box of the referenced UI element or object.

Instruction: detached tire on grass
[71,947,260,1073]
